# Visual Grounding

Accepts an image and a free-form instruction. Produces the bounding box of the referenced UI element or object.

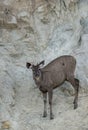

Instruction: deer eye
[32,70,36,74]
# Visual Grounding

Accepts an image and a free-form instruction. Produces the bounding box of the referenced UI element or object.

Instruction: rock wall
[0,0,88,130]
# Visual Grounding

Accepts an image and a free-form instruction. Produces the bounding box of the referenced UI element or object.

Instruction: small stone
[2,121,11,129]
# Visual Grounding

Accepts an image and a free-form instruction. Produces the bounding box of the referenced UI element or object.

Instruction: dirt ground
[18,89,88,130]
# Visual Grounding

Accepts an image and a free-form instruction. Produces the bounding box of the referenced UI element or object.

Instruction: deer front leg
[48,90,54,119]
[43,92,47,117]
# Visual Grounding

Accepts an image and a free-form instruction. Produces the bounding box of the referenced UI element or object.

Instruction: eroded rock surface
[0,0,88,130]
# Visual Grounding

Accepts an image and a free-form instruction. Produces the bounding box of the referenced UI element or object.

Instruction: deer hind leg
[68,77,79,109]
[73,78,80,108]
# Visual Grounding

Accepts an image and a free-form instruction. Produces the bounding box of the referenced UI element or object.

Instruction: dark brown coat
[26,55,80,119]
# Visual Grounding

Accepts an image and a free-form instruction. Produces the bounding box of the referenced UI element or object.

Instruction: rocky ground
[0,0,88,130]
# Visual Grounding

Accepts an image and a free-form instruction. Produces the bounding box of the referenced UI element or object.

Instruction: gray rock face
[0,0,88,130]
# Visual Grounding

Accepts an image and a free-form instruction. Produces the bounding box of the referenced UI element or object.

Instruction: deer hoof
[74,103,78,109]
[43,112,47,118]
[50,114,54,120]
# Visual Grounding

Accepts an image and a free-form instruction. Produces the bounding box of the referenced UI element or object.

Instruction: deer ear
[39,60,45,67]
[26,62,32,69]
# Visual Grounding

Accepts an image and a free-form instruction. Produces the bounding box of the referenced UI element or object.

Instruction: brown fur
[26,55,80,119]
